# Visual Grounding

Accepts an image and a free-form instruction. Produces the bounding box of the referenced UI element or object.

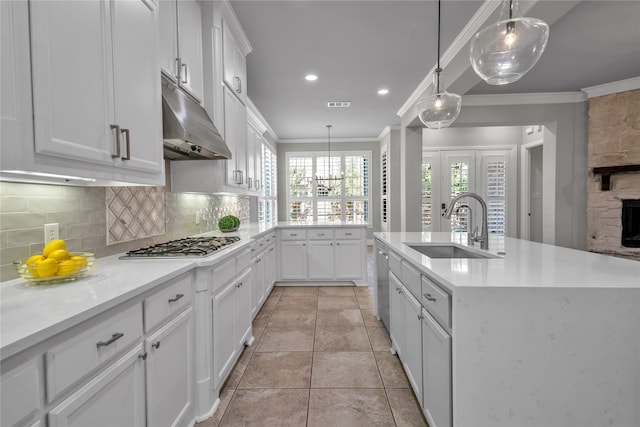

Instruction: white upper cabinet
[222,19,247,105]
[224,86,248,189]
[1,0,164,186]
[159,0,204,102]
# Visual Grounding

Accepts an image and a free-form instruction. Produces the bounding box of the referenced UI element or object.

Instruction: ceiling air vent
[327,101,351,108]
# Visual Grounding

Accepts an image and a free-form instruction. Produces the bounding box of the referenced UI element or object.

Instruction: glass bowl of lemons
[14,239,95,284]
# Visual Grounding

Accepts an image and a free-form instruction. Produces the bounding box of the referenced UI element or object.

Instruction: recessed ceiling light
[378,88,389,95]
[305,74,318,81]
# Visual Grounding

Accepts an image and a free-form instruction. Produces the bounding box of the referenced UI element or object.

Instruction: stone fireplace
[587,88,640,259]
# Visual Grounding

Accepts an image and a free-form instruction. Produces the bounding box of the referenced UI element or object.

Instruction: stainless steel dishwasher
[374,239,390,332]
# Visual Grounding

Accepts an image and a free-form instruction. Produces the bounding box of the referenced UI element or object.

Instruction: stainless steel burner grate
[121,236,241,258]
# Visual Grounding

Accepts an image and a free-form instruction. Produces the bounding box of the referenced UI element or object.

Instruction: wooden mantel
[593,164,640,191]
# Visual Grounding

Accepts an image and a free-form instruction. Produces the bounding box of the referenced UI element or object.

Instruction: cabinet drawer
[236,247,252,272]
[401,261,421,299]
[212,257,236,293]
[335,228,362,239]
[255,236,268,252]
[421,276,451,329]
[145,272,193,332]
[307,229,334,240]
[264,232,276,244]
[46,303,143,402]
[1,358,40,427]
[280,229,306,240]
[389,251,402,278]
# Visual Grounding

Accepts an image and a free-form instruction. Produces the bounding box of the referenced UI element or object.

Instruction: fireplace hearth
[621,200,640,247]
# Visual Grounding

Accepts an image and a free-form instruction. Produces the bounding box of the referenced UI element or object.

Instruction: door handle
[120,128,130,160]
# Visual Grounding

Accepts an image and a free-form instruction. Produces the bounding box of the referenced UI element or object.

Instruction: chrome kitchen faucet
[444,192,489,250]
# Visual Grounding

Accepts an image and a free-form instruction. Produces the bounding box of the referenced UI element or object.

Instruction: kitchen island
[374,231,640,427]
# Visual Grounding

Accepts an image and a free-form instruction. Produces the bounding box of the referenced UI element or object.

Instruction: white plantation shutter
[259,144,277,224]
[486,160,507,235]
[422,162,432,230]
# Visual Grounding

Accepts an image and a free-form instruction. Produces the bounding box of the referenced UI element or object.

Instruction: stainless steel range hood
[161,73,232,160]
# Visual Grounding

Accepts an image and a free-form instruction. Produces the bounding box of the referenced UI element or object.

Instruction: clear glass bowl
[13,252,96,284]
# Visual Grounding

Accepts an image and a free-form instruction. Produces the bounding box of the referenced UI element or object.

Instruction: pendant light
[314,125,344,193]
[470,0,549,85]
[417,0,462,130]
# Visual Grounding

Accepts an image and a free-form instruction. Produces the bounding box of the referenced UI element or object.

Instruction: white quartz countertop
[375,231,640,289]
[276,221,369,228]
[1,221,372,358]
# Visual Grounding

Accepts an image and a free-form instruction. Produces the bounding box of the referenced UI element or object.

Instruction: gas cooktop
[120,236,241,258]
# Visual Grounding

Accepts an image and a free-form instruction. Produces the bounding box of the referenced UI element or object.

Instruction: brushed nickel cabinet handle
[138,352,148,360]
[110,125,121,158]
[181,62,188,84]
[120,128,130,160]
[423,293,436,302]
[97,332,124,348]
[168,293,184,303]
[152,341,160,349]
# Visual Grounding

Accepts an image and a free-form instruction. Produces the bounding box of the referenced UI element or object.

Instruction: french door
[422,149,513,236]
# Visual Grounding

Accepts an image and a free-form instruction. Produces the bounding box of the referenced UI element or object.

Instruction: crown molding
[278,137,379,144]
[246,97,279,142]
[462,92,587,106]
[397,0,501,118]
[581,77,640,99]
[377,125,401,141]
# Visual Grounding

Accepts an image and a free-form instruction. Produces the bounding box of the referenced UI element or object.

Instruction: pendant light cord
[436,0,442,93]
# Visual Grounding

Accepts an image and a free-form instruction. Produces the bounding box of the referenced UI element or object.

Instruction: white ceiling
[230,0,640,141]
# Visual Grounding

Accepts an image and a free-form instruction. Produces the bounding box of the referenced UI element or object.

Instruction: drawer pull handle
[168,293,184,303]
[418,314,424,320]
[270,247,274,252]
[138,352,148,360]
[423,293,437,302]
[318,233,325,236]
[345,232,352,236]
[152,341,161,349]
[96,332,124,348]
[290,233,297,236]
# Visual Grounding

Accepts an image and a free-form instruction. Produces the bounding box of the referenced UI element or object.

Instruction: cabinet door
[235,268,253,347]
[146,307,194,427]
[389,272,404,355]
[246,124,257,190]
[335,240,363,280]
[112,0,163,174]
[224,86,248,188]
[177,0,203,101]
[1,357,40,427]
[48,345,146,427]
[280,241,307,280]
[307,240,335,280]
[402,291,423,402]
[252,255,265,317]
[265,246,276,294]
[222,20,237,91]
[30,0,117,166]
[212,281,237,389]
[422,308,452,427]
[158,0,178,78]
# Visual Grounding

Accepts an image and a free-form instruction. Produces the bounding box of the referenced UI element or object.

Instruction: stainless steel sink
[408,244,498,259]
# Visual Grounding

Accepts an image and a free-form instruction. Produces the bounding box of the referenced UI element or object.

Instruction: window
[421,162,432,230]
[286,151,371,223]
[259,143,277,224]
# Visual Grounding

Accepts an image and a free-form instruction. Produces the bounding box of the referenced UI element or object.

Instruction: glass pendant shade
[417,71,462,129]
[470,0,549,85]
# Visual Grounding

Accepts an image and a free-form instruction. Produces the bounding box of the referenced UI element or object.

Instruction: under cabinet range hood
[161,73,232,160]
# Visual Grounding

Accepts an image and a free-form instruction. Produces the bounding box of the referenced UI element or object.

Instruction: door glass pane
[422,163,432,230]
[486,160,506,235]
[450,162,470,232]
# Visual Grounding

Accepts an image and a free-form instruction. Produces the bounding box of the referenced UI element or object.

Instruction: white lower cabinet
[307,240,334,280]
[264,245,276,293]
[212,267,253,390]
[145,307,194,427]
[421,308,452,427]
[402,290,423,402]
[335,240,363,280]
[389,272,404,355]
[252,251,266,318]
[48,345,146,427]
[1,357,41,427]
[280,241,307,280]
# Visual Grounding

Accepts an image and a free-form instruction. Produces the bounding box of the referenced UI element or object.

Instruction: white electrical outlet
[44,223,59,242]
[195,211,201,225]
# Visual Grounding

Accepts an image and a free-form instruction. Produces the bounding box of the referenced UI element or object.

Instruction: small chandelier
[314,125,344,192]
[469,0,549,85]
[417,0,462,130]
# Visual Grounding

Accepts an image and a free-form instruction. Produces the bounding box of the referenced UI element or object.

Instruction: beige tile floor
[197,283,429,427]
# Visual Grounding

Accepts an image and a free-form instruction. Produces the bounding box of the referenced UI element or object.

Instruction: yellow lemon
[48,249,71,261]
[43,239,66,257]
[57,259,80,276]
[25,254,45,277]
[71,255,88,268]
[36,258,58,278]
